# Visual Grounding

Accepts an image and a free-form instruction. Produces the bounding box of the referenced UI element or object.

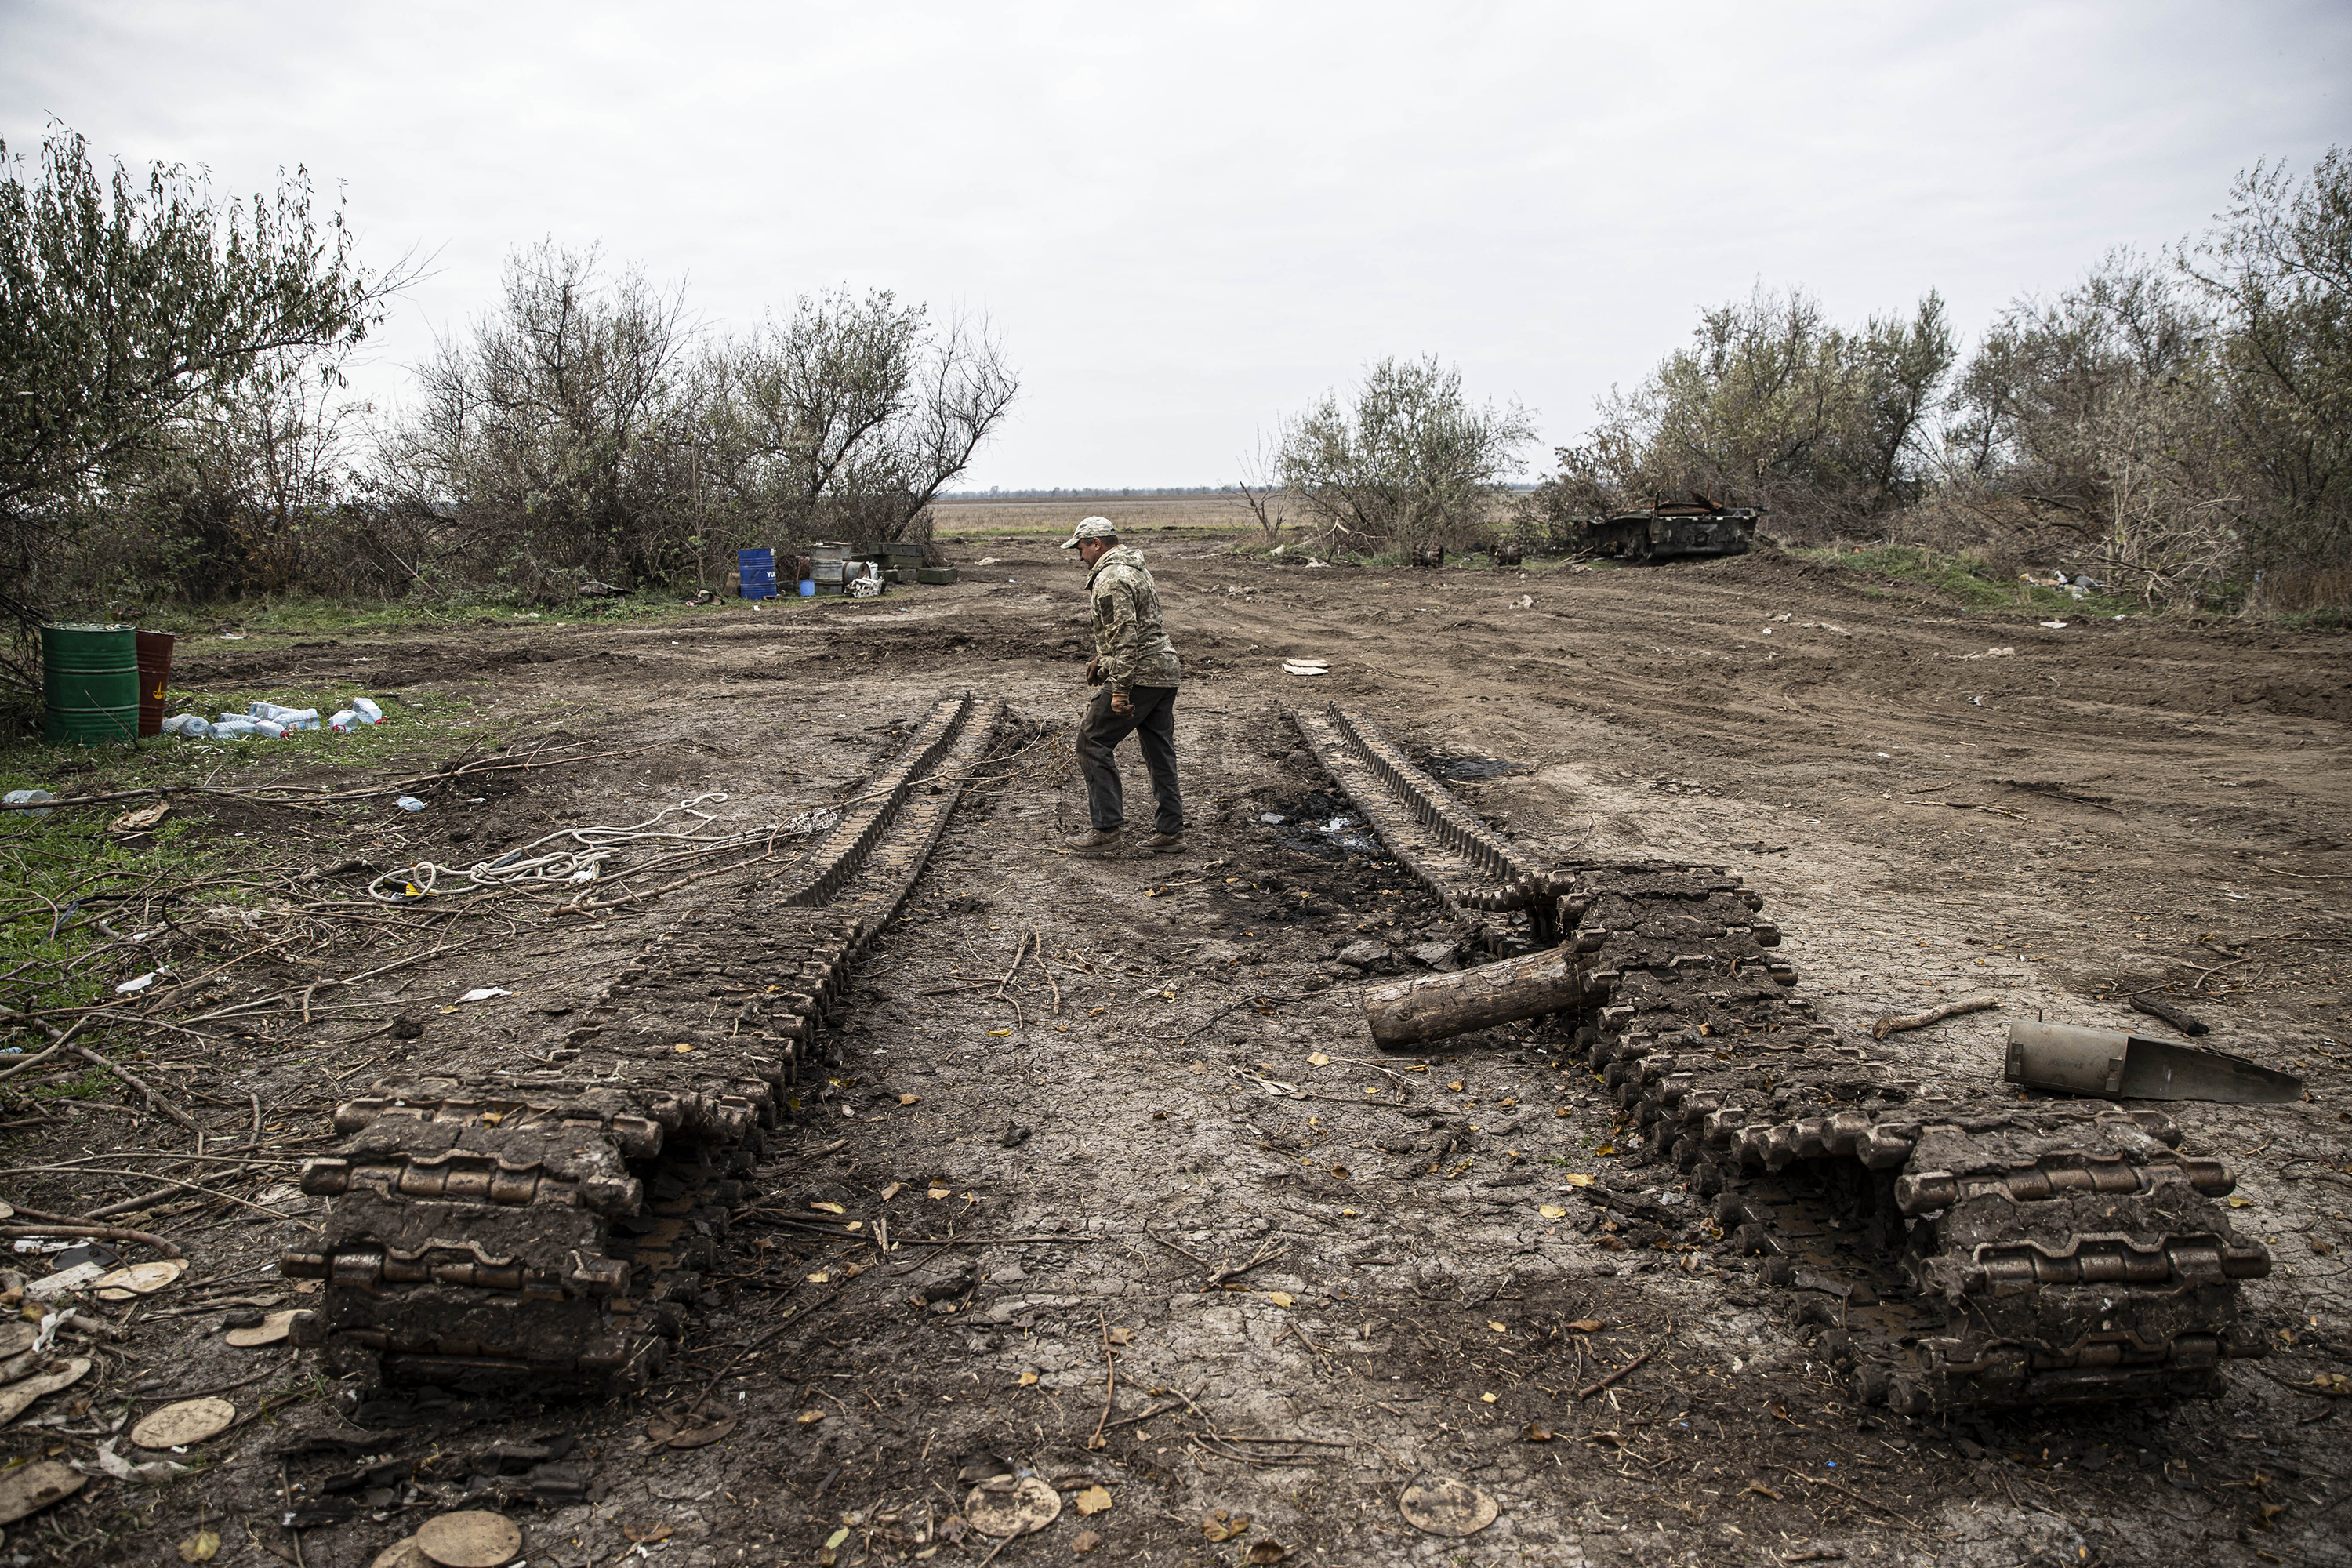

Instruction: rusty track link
[1292,705,2272,1413]
[286,695,1003,1387]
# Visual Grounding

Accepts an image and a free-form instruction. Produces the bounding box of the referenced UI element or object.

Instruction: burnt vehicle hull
[1287,701,2270,1414]
[1584,506,1758,560]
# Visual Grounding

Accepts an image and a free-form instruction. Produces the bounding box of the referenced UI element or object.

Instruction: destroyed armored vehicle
[1583,499,1759,560]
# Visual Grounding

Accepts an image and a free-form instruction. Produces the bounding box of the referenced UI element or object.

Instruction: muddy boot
[1141,832,1185,855]
[1065,828,1125,858]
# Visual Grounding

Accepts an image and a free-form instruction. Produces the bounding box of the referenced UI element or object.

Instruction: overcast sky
[3,1,2344,488]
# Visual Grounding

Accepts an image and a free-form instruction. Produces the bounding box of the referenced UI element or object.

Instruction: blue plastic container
[799,579,815,597]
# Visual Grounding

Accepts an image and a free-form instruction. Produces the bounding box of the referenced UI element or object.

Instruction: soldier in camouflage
[1060,517,1183,857]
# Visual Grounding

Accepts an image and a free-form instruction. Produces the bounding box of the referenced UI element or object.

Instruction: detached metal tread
[287,695,1004,1385]
[1297,707,2273,1414]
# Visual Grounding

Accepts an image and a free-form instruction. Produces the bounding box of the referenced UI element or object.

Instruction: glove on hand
[1086,656,1105,685]
[1110,691,1134,717]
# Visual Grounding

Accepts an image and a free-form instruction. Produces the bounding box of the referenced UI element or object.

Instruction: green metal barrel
[41,623,140,745]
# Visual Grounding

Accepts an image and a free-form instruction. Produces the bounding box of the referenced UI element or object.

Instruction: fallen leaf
[1306,1052,1330,1066]
[2227,1196,2252,1208]
[986,1029,1012,1038]
[1537,1204,1568,1219]
[881,1181,903,1200]
[1563,1174,1595,1187]
[808,1271,830,1283]
[1568,1319,1605,1333]
[1523,1423,1553,1442]
[1073,1484,1112,1515]
[1247,1541,1290,1565]
[646,1412,738,1449]
[1743,1481,1781,1501]
[178,1529,222,1563]
[900,1093,920,1105]
[825,1529,851,1550]
[620,1523,674,1545]
[1595,1143,1617,1156]
[798,1409,826,1424]
[1073,1529,1105,1554]
[1200,1509,1251,1543]
[1107,1327,1134,1345]
[1446,1080,1465,1091]
[1018,1370,1040,1387]
[1266,1291,1294,1308]
[810,1201,846,1214]
[927,1185,954,1200]
[1487,1320,1508,1333]
[1479,1392,1497,1403]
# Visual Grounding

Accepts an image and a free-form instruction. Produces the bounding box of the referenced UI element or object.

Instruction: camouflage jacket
[1087,545,1181,691]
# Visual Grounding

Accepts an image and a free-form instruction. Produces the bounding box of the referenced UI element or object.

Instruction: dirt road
[10,533,2348,1567]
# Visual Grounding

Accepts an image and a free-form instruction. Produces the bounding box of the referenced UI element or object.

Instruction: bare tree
[1235,430,1290,546]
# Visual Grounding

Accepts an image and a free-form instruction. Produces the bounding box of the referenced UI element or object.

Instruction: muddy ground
[7,532,2349,1567]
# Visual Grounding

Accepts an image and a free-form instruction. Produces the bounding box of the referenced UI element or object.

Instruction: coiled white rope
[369,793,838,902]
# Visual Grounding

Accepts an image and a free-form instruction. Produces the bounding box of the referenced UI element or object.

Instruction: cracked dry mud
[9,532,2350,1568]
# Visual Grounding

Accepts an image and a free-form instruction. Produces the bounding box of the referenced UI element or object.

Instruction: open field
[2,533,2347,1567]
[932,494,1264,537]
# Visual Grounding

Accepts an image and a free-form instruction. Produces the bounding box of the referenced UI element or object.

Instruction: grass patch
[132,588,739,639]
[1788,545,2144,619]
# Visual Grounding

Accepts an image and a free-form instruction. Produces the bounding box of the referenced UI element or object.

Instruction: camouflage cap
[1057,516,1117,550]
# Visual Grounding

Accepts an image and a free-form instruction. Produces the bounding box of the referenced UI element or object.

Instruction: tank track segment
[1286,704,1570,940]
[1294,706,2273,1413]
[285,695,1003,1387]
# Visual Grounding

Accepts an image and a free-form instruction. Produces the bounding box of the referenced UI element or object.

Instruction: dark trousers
[1078,684,1182,834]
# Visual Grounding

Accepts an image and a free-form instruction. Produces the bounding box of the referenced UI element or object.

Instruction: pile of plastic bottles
[160,696,384,740]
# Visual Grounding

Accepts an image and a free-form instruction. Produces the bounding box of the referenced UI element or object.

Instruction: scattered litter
[1283,659,1329,677]
[3,789,58,817]
[116,971,162,995]
[2005,1022,2303,1104]
[2039,620,2067,630]
[1259,812,1288,825]
[224,1308,299,1348]
[0,1460,83,1525]
[1512,595,1533,609]
[219,631,247,641]
[179,1527,223,1562]
[1960,647,2015,660]
[0,1357,90,1423]
[456,988,514,1004]
[27,1263,107,1299]
[395,797,428,813]
[88,1442,178,1486]
[130,1397,237,1449]
[964,1475,1061,1538]
[1399,1475,1498,1537]
[414,1511,524,1568]
[110,802,170,835]
[94,1260,186,1300]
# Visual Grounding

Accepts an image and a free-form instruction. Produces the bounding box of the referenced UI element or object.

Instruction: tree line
[1261,149,2347,611]
[1,129,1017,652]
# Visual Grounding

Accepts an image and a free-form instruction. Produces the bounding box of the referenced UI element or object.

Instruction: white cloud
[4,0,2343,486]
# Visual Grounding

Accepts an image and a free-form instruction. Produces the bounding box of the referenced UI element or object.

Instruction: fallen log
[1361,946,1596,1052]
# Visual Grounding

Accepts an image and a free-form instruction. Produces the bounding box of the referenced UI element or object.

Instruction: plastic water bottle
[329,710,358,731]
[2,789,56,818]
[351,698,383,724]
[395,796,427,813]
[160,714,212,739]
[210,716,260,738]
